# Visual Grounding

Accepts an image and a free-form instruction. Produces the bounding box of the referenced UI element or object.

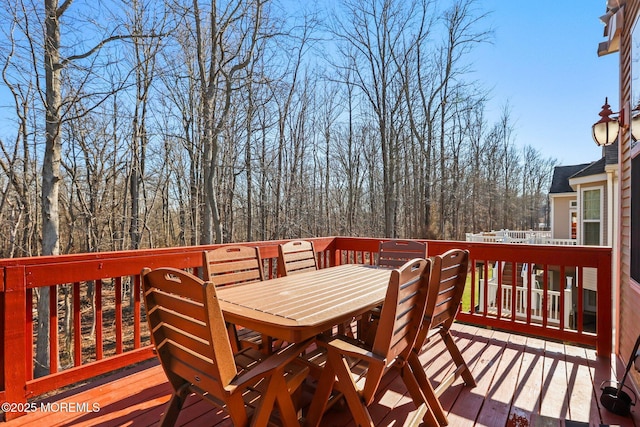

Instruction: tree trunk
[36,0,64,378]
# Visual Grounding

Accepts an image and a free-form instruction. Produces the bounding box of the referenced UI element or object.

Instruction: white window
[582,188,602,246]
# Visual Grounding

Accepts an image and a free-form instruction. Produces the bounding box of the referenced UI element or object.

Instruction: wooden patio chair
[202,246,270,352]
[141,267,310,427]
[409,248,476,426]
[377,239,427,268]
[304,258,442,427]
[277,240,318,276]
[360,240,429,341]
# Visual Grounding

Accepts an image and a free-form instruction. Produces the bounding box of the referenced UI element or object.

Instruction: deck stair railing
[0,236,612,422]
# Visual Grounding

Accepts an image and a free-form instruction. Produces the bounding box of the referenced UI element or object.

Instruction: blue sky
[0,1,618,168]
[469,0,619,165]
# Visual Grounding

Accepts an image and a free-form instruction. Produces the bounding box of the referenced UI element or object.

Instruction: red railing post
[597,249,613,357]
[0,267,4,404]
[2,266,27,421]
[332,244,341,266]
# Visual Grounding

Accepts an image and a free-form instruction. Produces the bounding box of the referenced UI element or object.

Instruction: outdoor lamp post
[592,97,620,146]
[592,97,640,146]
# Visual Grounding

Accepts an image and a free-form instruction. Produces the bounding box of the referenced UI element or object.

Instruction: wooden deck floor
[4,323,639,427]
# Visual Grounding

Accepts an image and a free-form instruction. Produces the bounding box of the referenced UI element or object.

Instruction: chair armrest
[229,339,312,389]
[326,336,385,365]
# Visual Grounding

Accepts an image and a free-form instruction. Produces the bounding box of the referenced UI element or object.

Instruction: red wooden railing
[332,238,612,352]
[0,236,612,421]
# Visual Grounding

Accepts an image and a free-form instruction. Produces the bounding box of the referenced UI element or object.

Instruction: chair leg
[400,363,441,427]
[251,379,277,427]
[226,393,250,426]
[250,373,300,427]
[441,330,476,387]
[408,351,448,426]
[330,351,375,427]
[274,376,303,427]
[159,384,189,427]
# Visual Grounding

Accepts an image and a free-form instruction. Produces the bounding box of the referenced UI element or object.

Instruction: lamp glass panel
[592,120,619,146]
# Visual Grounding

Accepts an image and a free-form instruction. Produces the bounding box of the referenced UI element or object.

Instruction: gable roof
[550,164,591,193]
[549,142,619,194]
[571,158,606,179]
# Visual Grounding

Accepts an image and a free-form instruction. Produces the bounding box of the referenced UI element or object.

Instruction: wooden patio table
[217,264,392,343]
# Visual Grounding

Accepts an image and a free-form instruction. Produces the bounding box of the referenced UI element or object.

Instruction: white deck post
[565,276,573,328]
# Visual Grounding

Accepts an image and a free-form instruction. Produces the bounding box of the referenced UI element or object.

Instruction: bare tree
[330,0,422,237]
[126,0,168,249]
[188,0,265,244]
[4,0,157,377]
[157,30,204,246]
[0,25,38,257]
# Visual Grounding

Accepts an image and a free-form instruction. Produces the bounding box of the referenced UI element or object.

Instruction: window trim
[580,186,603,246]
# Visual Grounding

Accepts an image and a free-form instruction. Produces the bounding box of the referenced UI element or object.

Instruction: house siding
[551,194,574,239]
[617,0,640,389]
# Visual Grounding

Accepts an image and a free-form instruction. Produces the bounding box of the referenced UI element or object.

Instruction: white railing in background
[484,283,572,327]
[466,229,577,246]
[478,263,573,328]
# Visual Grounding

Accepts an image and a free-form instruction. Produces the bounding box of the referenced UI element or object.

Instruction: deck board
[540,339,570,421]
[509,335,545,426]
[4,323,639,427]
[563,343,597,424]
[475,334,522,426]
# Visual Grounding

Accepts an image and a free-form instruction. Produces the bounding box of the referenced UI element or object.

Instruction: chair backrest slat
[278,240,318,276]
[150,304,209,343]
[149,291,206,323]
[377,240,427,269]
[203,246,265,287]
[167,344,225,396]
[425,249,469,331]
